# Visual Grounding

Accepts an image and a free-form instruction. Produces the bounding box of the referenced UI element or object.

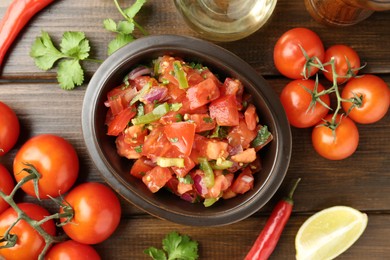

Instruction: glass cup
[304,0,390,26]
[174,0,278,42]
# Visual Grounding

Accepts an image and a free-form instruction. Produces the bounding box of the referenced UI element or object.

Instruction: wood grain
[0,0,389,259]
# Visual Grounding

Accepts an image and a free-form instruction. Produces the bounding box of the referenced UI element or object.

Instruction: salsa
[104,55,272,207]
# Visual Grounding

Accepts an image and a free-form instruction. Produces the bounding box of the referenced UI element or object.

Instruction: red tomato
[141,126,173,159]
[274,27,325,79]
[142,166,172,193]
[341,74,390,124]
[130,157,153,179]
[312,114,359,160]
[230,168,254,194]
[209,94,240,126]
[186,78,220,109]
[323,45,361,84]
[280,79,330,128]
[0,164,14,214]
[164,122,196,156]
[45,240,101,260]
[244,104,258,131]
[60,182,121,244]
[13,134,79,199]
[107,106,137,136]
[0,203,56,260]
[227,119,257,149]
[0,101,20,156]
[189,114,216,133]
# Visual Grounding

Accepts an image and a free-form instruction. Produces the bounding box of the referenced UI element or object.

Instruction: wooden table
[1,0,389,259]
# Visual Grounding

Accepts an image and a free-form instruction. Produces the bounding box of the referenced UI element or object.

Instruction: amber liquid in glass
[304,0,390,26]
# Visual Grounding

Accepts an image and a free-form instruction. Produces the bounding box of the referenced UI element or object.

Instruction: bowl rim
[82,34,292,226]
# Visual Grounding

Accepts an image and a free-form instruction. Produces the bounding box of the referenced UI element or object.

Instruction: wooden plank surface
[1,0,390,259]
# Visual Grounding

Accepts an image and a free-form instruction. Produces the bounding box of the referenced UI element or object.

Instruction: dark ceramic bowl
[82,35,291,226]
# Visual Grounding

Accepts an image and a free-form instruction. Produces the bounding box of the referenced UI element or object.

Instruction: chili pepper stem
[285,178,301,204]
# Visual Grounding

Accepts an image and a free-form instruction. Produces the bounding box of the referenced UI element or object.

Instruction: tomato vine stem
[0,171,72,259]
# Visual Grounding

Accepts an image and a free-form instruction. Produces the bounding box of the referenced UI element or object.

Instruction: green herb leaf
[117,20,135,35]
[108,34,135,55]
[60,32,90,60]
[123,0,146,19]
[251,125,272,148]
[145,231,198,260]
[30,31,65,70]
[57,59,84,90]
[144,247,167,260]
[30,31,93,90]
[103,18,118,32]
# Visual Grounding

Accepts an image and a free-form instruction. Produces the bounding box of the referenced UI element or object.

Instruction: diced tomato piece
[164,122,196,156]
[142,166,172,193]
[205,140,229,160]
[133,76,159,91]
[207,174,231,198]
[231,148,257,163]
[244,104,258,131]
[227,119,257,148]
[123,125,148,145]
[222,78,244,96]
[105,84,137,115]
[230,169,254,194]
[222,188,237,199]
[171,156,196,178]
[186,78,220,110]
[165,177,179,195]
[130,157,154,179]
[141,127,172,159]
[107,106,136,136]
[159,111,182,125]
[166,82,186,101]
[177,182,193,195]
[178,96,209,114]
[209,94,239,126]
[189,114,216,133]
[222,173,235,191]
[115,134,142,159]
[186,69,204,86]
[200,69,221,85]
[192,134,209,159]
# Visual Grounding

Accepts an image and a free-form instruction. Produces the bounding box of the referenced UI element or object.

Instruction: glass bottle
[174,0,278,42]
[304,0,390,26]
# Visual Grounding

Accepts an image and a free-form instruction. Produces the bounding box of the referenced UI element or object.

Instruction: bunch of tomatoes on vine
[273,27,390,160]
[0,102,121,259]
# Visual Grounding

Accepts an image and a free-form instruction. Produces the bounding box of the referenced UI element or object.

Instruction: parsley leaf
[30,31,92,90]
[107,34,135,56]
[144,231,199,260]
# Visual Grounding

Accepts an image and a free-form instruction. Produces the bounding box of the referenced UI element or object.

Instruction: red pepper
[0,0,54,67]
[244,178,301,260]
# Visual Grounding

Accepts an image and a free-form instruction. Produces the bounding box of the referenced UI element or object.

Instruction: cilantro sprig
[30,31,98,90]
[30,0,147,90]
[144,231,199,260]
[104,0,148,55]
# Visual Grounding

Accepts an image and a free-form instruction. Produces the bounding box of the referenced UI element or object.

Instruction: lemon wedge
[295,206,368,260]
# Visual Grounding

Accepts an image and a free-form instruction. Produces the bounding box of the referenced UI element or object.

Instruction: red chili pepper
[0,0,54,67]
[244,178,301,260]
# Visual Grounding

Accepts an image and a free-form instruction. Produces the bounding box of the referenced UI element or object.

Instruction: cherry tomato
[60,182,121,244]
[341,74,390,124]
[0,164,14,214]
[0,101,20,156]
[13,134,79,199]
[274,27,325,79]
[280,79,330,128]
[0,203,56,260]
[312,114,359,160]
[45,240,101,260]
[323,45,361,84]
